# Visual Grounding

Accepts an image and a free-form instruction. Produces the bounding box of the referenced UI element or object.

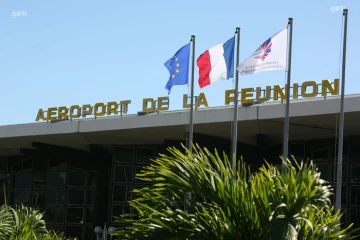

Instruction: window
[65,170,96,239]
[313,148,330,161]
[114,166,133,183]
[351,164,360,183]
[111,146,157,226]
[136,148,155,164]
[0,159,8,172]
[4,155,97,240]
[289,142,305,160]
[8,158,33,207]
[349,208,360,228]
[114,147,134,164]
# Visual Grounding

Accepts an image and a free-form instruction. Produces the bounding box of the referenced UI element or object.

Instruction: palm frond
[113,144,359,240]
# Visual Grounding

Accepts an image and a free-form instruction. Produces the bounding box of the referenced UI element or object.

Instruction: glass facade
[109,147,156,227]
[0,155,96,239]
[289,139,360,228]
[1,137,360,239]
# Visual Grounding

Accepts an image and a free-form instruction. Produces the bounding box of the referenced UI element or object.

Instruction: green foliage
[0,203,13,239]
[38,230,78,240]
[0,202,77,240]
[8,205,48,239]
[113,144,359,240]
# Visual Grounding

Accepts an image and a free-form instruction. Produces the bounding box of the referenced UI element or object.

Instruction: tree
[113,144,359,239]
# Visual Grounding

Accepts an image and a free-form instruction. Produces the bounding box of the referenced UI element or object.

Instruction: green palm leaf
[113,144,359,240]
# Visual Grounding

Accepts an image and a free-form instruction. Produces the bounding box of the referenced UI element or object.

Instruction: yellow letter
[322,79,339,96]
[58,106,68,120]
[35,109,46,121]
[241,88,254,104]
[292,83,299,99]
[47,107,57,121]
[107,101,118,115]
[183,94,191,108]
[195,93,209,109]
[94,102,106,117]
[82,104,93,117]
[120,100,131,114]
[70,105,81,119]
[157,97,169,111]
[142,98,155,112]
[225,89,235,105]
[256,86,271,102]
[273,85,286,101]
[301,81,318,98]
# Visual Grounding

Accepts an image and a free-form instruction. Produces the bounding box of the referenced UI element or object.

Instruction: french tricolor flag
[197,37,235,88]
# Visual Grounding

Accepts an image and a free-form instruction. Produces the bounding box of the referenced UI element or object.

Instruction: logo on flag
[237,27,287,76]
[253,38,272,61]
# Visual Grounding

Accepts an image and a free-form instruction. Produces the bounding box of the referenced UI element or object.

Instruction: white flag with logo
[237,27,288,75]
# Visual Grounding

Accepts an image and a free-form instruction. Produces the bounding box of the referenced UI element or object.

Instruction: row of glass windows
[0,157,70,173]
[0,171,96,189]
[113,166,149,184]
[309,142,360,228]
[313,162,360,184]
[0,188,96,207]
[290,141,360,161]
[0,155,99,240]
[114,147,155,164]
[39,207,95,224]
[110,147,157,226]
[0,189,96,207]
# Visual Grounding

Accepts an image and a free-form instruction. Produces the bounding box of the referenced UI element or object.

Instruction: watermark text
[11,11,27,18]
[330,6,345,12]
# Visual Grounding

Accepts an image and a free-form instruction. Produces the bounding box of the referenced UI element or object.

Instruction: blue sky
[1,0,358,125]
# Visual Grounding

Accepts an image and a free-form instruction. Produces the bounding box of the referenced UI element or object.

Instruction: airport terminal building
[0,80,360,239]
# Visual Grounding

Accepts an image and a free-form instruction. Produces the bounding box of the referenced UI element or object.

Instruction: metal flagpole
[282,18,293,174]
[335,8,348,218]
[231,27,240,177]
[188,35,196,152]
[185,35,196,214]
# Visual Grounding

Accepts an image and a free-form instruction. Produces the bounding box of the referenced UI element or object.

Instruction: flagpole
[282,18,293,173]
[231,27,240,177]
[185,35,195,214]
[188,35,196,152]
[335,8,348,219]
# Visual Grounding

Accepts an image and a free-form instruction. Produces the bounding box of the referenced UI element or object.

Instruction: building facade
[0,94,360,239]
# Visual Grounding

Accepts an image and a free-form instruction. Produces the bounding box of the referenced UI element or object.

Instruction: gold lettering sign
[195,93,209,109]
[301,81,318,98]
[107,101,118,115]
[141,97,170,112]
[157,97,169,111]
[224,79,339,105]
[224,90,236,105]
[35,109,46,121]
[35,79,339,122]
[70,105,81,119]
[183,94,191,108]
[241,88,254,104]
[183,93,209,109]
[47,107,57,121]
[36,101,132,121]
[120,100,131,114]
[58,106,68,120]
[82,104,92,117]
[256,86,271,102]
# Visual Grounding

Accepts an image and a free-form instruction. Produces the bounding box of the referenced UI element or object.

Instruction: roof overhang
[0,94,359,155]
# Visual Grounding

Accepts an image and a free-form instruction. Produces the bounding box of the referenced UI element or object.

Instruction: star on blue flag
[164,43,190,94]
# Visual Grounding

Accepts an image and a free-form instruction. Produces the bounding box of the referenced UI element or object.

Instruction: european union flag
[164,43,190,94]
